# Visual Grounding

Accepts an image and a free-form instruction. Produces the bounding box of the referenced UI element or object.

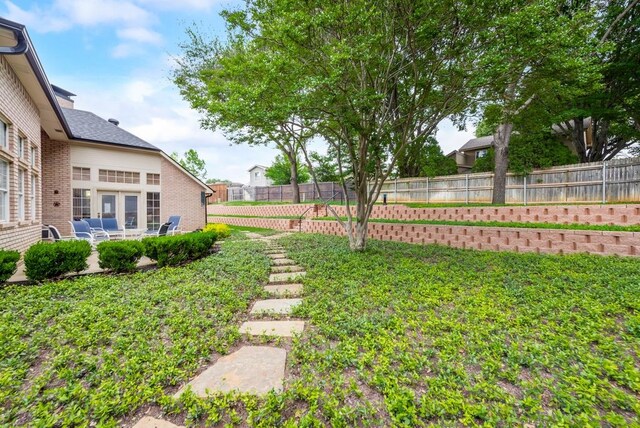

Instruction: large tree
[476,1,600,203]
[175,0,486,250]
[173,28,310,202]
[396,137,457,178]
[265,154,310,185]
[559,0,640,161]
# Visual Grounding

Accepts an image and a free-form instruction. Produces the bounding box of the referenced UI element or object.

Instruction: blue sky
[2,0,475,183]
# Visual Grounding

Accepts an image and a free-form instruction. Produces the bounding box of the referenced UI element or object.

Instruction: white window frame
[0,160,8,221]
[0,120,7,149]
[475,149,488,159]
[31,174,36,220]
[18,169,25,220]
[18,136,25,158]
[31,146,36,168]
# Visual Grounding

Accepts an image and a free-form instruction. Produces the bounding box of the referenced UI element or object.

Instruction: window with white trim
[31,174,36,220]
[72,188,91,219]
[0,160,8,221]
[31,147,37,168]
[18,169,25,220]
[0,120,7,149]
[475,149,488,159]
[18,136,25,158]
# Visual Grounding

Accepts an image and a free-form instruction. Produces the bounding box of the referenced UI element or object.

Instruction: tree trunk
[287,151,301,203]
[570,116,588,163]
[346,177,369,251]
[492,123,513,204]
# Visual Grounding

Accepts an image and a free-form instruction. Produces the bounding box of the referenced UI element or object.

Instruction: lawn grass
[0,240,270,427]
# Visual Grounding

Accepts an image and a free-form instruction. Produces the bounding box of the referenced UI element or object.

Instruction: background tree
[559,0,640,161]
[170,149,207,180]
[309,152,342,183]
[173,28,310,202]
[476,1,600,203]
[265,154,310,185]
[396,137,457,178]
[206,178,232,184]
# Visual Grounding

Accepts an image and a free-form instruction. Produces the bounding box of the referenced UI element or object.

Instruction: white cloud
[436,119,476,154]
[3,1,70,32]
[117,27,163,45]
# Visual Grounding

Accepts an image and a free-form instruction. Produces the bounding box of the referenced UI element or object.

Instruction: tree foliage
[396,137,458,178]
[170,149,207,180]
[309,152,342,183]
[265,154,310,185]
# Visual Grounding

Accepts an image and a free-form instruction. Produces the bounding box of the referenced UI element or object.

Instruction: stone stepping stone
[240,320,305,337]
[267,253,288,259]
[175,346,286,397]
[133,417,183,428]
[264,283,303,297]
[271,265,305,273]
[250,298,302,315]
[272,258,296,266]
[269,271,306,283]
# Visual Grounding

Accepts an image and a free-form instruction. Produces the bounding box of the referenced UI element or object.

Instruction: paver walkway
[135,232,306,425]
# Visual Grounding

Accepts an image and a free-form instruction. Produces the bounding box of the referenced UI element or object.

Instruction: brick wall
[41,134,72,235]
[0,224,42,253]
[208,203,640,226]
[0,56,43,251]
[208,216,640,257]
[161,157,206,232]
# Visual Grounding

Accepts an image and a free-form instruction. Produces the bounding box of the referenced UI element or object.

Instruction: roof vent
[108,118,119,126]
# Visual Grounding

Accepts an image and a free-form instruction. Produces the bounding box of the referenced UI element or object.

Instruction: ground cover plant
[166,234,639,426]
[276,234,640,426]
[0,239,270,426]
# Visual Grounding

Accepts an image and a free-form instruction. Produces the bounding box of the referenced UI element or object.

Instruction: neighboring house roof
[51,84,76,102]
[248,164,268,172]
[458,135,494,152]
[62,108,160,151]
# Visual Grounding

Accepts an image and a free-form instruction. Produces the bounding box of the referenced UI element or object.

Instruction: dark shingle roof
[61,108,160,151]
[458,135,494,152]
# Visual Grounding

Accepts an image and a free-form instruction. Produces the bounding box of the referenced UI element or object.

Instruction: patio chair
[69,220,110,244]
[44,224,75,241]
[101,218,126,239]
[85,218,107,234]
[144,222,172,237]
[166,215,182,235]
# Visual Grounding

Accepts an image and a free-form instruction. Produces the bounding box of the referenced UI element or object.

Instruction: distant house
[0,18,211,251]
[447,135,494,173]
[248,165,272,187]
[448,119,593,173]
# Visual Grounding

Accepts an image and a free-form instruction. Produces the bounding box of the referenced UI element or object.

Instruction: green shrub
[24,240,92,281]
[0,250,20,282]
[203,223,231,238]
[96,240,145,273]
[142,231,217,268]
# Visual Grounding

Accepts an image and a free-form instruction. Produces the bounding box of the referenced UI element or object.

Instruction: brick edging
[208,216,640,257]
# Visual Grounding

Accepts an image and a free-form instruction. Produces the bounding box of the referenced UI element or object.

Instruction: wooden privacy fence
[377,157,640,204]
[253,182,356,203]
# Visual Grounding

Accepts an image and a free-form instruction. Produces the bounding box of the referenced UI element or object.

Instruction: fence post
[394,178,398,203]
[426,177,429,204]
[602,161,607,204]
[523,175,527,206]
[332,182,335,202]
[280,185,283,202]
[465,174,469,205]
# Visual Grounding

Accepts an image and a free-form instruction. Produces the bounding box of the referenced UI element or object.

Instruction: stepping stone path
[136,232,306,426]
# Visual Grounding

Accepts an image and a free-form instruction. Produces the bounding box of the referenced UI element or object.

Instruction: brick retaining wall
[209,203,640,226]
[208,216,640,257]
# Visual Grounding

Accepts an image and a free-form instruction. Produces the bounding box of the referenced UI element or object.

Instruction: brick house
[0,18,210,252]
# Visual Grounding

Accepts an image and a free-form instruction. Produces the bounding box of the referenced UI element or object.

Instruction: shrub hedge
[0,250,20,283]
[24,240,92,281]
[142,231,217,268]
[97,240,145,273]
[203,223,231,239]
